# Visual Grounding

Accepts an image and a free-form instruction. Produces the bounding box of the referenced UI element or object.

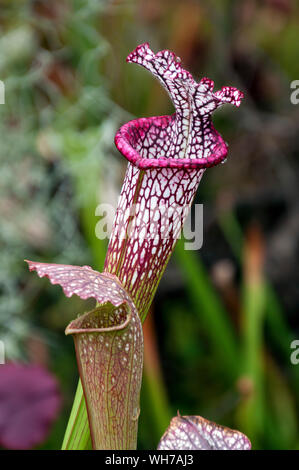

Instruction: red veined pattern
[104,163,204,321]
[158,414,251,450]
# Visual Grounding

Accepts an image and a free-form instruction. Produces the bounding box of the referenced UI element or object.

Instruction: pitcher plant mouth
[115,115,229,170]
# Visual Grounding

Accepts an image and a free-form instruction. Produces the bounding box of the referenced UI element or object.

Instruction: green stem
[62,380,92,450]
[142,316,172,441]
[240,278,266,439]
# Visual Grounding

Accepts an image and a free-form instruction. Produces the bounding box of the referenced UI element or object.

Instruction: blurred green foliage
[1,0,299,450]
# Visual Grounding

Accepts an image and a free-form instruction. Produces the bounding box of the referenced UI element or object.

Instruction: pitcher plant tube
[26,43,247,450]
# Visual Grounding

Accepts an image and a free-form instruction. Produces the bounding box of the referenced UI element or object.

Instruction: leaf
[0,363,61,449]
[25,260,127,306]
[158,414,251,450]
[25,260,143,450]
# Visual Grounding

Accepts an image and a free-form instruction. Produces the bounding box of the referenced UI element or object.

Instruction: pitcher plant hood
[105,43,244,321]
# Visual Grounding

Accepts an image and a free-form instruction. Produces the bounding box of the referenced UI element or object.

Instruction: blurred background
[0,0,299,450]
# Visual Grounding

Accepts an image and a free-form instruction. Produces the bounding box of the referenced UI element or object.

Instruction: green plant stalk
[219,211,299,387]
[145,370,171,435]
[62,380,92,450]
[142,315,172,441]
[174,238,240,380]
[220,213,299,448]
[219,211,292,356]
[239,277,266,442]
